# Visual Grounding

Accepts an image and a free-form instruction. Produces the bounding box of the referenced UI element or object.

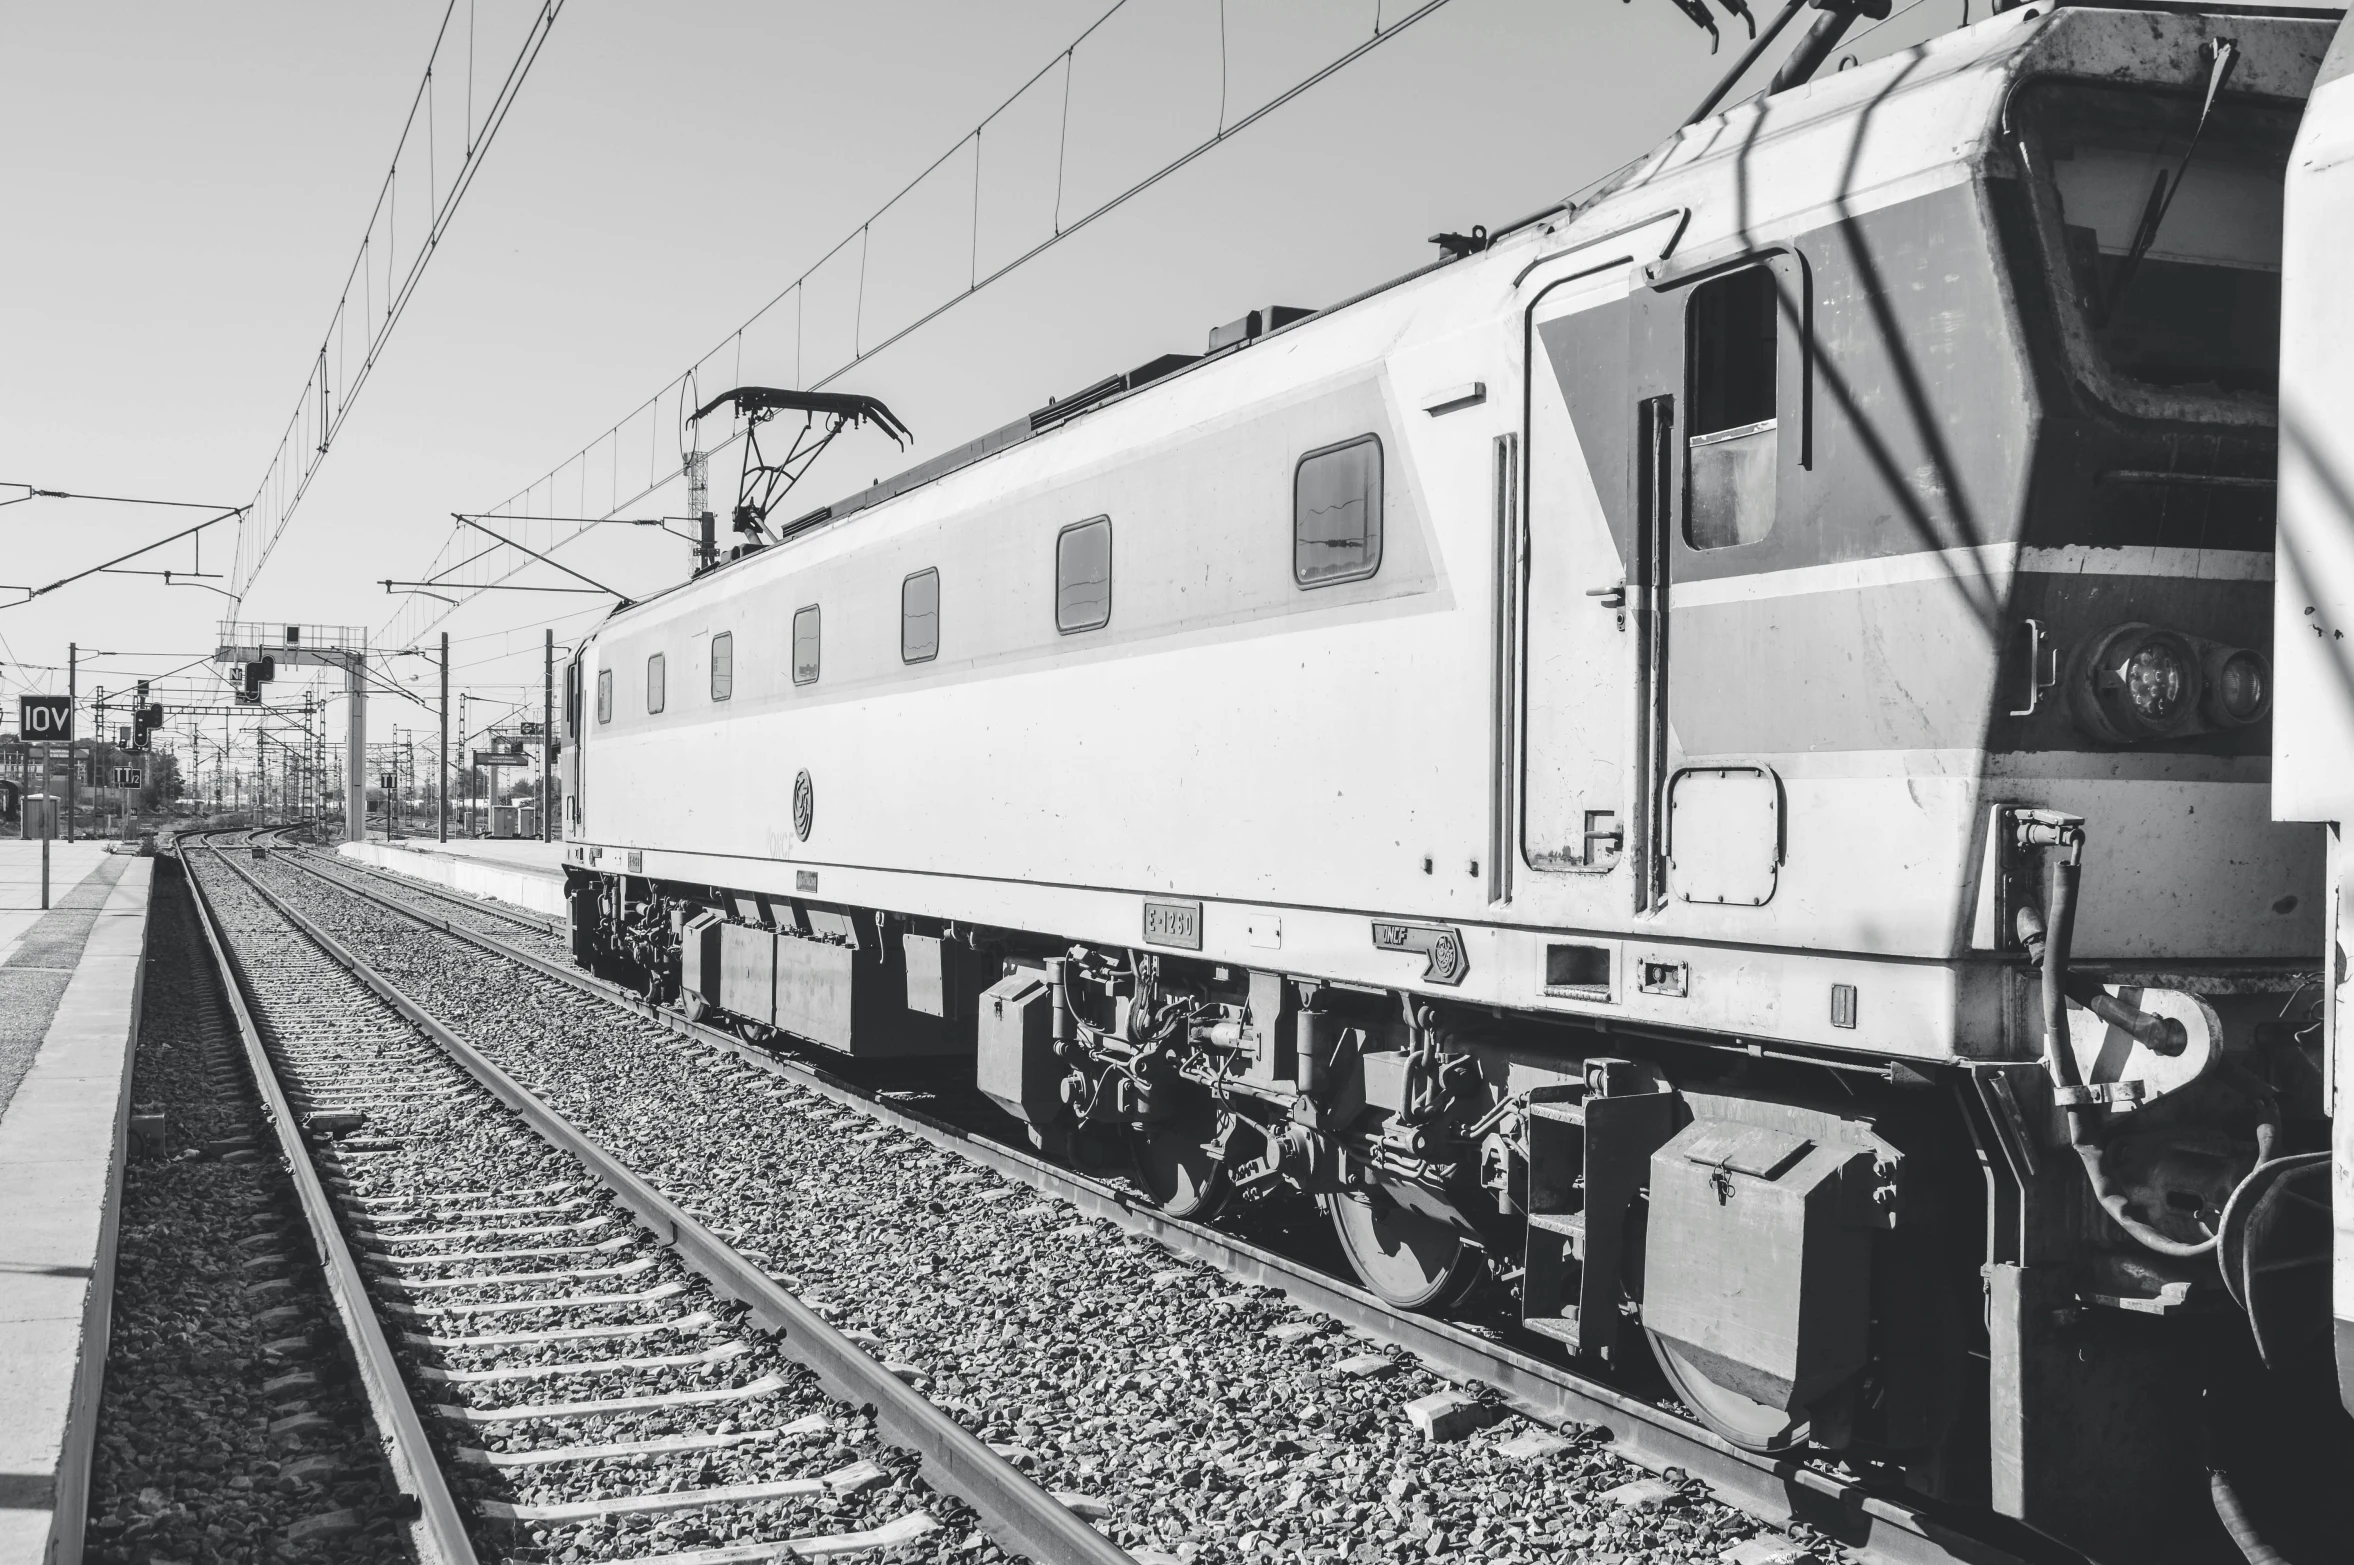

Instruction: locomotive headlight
[2118,638,2192,723]
[2201,646,2271,727]
[2071,622,2203,744]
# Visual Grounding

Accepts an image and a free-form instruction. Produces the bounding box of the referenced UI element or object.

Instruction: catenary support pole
[345,653,366,842]
[65,642,76,842]
[438,632,449,844]
[543,629,554,842]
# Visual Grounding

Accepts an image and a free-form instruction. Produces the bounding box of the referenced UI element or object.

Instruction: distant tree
[139,750,184,813]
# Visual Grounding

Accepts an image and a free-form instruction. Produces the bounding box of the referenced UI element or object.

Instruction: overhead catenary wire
[229,0,568,606]
[381,0,1465,652]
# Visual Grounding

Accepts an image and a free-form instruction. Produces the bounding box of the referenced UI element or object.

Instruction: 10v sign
[18,695,71,743]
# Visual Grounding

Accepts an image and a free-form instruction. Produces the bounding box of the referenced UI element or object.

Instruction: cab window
[596,668,611,724]
[1685,265,1778,551]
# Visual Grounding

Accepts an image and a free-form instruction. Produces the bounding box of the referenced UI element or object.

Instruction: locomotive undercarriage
[568,856,2333,1550]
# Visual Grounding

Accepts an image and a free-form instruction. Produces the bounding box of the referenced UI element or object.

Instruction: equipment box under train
[701,919,967,1057]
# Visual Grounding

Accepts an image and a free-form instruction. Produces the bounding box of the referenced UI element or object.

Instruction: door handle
[1586,584,1627,609]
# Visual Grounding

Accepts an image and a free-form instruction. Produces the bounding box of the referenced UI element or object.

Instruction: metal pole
[345,649,366,843]
[65,641,76,842]
[543,629,554,842]
[438,632,449,843]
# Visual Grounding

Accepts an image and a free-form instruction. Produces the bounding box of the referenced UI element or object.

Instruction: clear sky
[0,0,1990,781]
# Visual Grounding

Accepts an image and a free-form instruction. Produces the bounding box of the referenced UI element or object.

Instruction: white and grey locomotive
[557,6,2348,1559]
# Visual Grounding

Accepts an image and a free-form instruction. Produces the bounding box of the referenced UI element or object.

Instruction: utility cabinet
[978,970,1059,1126]
[1643,1117,1881,1413]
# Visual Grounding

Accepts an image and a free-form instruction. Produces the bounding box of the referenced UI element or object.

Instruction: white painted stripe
[606,1509,939,1563]
[1671,543,2271,609]
[433,1371,787,1425]
[1672,544,2015,607]
[2019,545,2272,581]
[403,1309,713,1350]
[417,1339,747,1384]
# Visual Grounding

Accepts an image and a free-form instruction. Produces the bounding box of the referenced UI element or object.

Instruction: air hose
[2018,816,2236,1259]
[2209,1464,2293,1565]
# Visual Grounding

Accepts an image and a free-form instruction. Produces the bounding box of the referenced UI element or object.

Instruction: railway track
[181,830,1133,1565]
[258,839,2058,1565]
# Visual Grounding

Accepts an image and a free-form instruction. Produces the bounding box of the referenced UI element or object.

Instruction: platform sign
[18,695,70,742]
[473,750,527,767]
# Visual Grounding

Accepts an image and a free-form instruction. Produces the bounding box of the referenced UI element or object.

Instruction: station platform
[0,842,154,1563]
[339,836,566,918]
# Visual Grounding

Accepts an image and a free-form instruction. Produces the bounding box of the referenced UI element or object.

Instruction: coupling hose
[2032,832,2226,1259]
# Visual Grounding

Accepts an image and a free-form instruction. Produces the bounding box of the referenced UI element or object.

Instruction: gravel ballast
[259,850,1815,1565]
[186,847,990,1564]
[85,859,409,1565]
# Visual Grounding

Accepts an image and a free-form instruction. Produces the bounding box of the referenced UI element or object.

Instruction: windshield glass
[2019,82,2294,400]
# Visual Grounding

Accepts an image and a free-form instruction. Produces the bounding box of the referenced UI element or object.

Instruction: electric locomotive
[557,6,2346,1558]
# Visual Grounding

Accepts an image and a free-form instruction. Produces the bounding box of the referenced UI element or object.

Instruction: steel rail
[214,844,1135,1565]
[277,847,2057,1565]
[177,835,480,1565]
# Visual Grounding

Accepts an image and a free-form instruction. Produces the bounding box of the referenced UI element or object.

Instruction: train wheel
[1131,1123,1230,1220]
[1646,1330,1831,1454]
[1324,1189,1482,1311]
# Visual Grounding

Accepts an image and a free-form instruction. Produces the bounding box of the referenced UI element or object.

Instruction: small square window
[710,631,734,701]
[595,668,611,724]
[1294,435,1382,586]
[1056,517,1112,633]
[902,569,939,663]
[792,605,821,685]
[646,652,666,715]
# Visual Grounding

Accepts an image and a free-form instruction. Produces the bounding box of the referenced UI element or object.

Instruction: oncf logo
[792,770,814,842]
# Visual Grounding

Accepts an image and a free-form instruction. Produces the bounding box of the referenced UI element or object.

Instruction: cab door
[1521,271,1644,908]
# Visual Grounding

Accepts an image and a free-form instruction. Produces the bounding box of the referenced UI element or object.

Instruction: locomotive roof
[595,2,2331,636]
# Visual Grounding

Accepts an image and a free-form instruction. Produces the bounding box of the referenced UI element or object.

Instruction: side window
[646,653,666,715]
[1055,517,1112,633]
[902,569,939,663]
[1294,435,1383,586]
[710,631,734,701]
[792,606,821,685]
[1686,266,1778,550]
[595,667,611,724]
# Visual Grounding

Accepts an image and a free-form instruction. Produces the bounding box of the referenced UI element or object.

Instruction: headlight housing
[2067,621,2270,744]
[2202,646,2271,727]
[2073,623,2201,743]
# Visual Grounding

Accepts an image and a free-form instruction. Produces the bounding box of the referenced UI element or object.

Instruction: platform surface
[0,845,153,1564]
[359,835,563,879]
[341,837,565,917]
